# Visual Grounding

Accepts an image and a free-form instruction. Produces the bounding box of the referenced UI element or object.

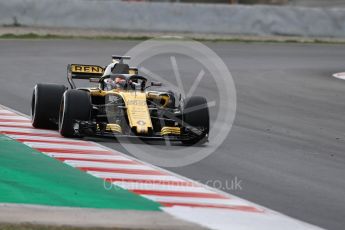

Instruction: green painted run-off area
[0,134,161,211]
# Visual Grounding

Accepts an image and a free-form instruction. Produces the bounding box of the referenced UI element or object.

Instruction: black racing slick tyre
[59,90,91,137]
[181,96,210,145]
[31,83,66,129]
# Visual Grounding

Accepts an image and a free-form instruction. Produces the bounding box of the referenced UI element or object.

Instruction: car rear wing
[67,64,104,88]
[68,64,104,79]
[67,63,139,89]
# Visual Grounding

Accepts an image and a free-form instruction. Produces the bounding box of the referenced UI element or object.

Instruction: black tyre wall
[59,90,91,137]
[31,83,66,129]
[182,96,210,145]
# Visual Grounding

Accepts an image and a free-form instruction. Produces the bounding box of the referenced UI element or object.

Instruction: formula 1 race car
[31,56,209,145]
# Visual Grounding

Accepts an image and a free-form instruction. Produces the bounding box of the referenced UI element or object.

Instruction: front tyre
[59,90,91,137]
[181,96,210,145]
[31,83,66,129]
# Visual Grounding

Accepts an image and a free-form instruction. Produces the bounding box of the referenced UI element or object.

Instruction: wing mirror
[151,81,162,87]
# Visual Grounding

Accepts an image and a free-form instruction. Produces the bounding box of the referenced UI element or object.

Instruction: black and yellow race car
[31,56,209,145]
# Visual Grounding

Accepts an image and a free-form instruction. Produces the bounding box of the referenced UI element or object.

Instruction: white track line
[46,153,131,161]
[333,72,345,80]
[24,142,106,151]
[142,195,246,206]
[113,181,214,193]
[0,126,58,134]
[41,150,112,155]
[88,171,186,182]
[8,135,91,143]
[64,160,153,170]
[0,115,30,120]
[0,110,16,114]
[0,122,33,127]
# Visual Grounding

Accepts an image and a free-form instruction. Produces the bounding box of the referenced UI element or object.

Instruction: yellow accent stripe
[161,127,181,136]
[106,124,122,133]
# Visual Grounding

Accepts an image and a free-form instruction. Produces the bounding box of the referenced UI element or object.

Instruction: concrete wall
[0,0,345,38]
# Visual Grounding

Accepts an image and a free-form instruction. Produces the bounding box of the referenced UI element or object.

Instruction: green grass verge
[0,135,161,211]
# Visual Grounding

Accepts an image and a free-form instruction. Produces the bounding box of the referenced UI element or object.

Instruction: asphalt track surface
[0,39,344,230]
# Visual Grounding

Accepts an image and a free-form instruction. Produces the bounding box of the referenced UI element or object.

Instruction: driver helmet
[115,77,127,89]
[104,78,116,90]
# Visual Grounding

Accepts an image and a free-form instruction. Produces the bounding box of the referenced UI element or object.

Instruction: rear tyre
[31,83,66,129]
[181,96,209,146]
[59,90,91,137]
